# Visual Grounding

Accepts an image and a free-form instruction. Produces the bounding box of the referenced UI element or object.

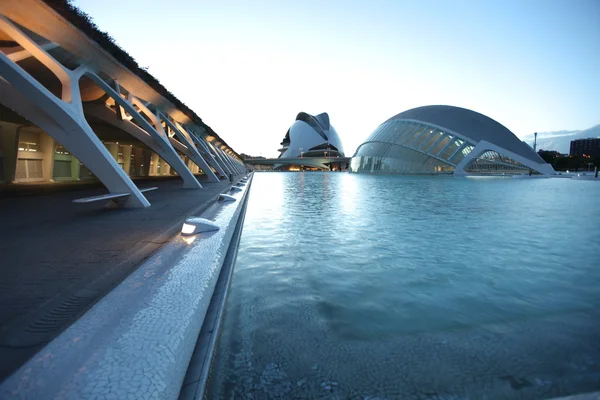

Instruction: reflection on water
[207,172,600,399]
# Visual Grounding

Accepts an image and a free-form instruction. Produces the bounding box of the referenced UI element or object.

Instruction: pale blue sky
[74,0,599,157]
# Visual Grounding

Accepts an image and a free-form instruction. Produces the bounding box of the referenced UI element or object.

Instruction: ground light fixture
[230,186,243,192]
[181,217,220,236]
[219,194,237,202]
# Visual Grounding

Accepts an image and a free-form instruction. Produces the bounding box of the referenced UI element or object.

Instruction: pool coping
[178,176,251,400]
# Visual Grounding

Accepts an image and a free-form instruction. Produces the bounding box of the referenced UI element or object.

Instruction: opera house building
[350,106,555,175]
[275,112,346,171]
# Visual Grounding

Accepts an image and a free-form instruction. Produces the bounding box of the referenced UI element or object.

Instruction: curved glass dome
[350,106,554,175]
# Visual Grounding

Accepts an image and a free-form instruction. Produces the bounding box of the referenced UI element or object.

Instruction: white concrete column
[216,149,233,175]
[141,149,151,176]
[70,156,80,180]
[223,151,239,174]
[132,147,143,177]
[122,145,132,175]
[194,137,227,178]
[162,159,171,175]
[81,76,202,188]
[215,146,235,175]
[0,16,150,207]
[160,118,219,183]
[150,153,159,176]
[40,131,54,181]
[105,143,119,161]
[231,155,242,174]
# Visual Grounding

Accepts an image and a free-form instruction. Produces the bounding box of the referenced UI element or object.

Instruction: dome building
[278,112,344,158]
[350,105,555,175]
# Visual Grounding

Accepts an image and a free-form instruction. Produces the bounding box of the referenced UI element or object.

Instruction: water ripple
[208,173,600,399]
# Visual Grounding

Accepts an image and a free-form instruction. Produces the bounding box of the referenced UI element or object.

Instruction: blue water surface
[207,172,600,399]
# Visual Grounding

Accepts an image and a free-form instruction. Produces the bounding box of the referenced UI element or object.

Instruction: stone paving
[0,174,241,382]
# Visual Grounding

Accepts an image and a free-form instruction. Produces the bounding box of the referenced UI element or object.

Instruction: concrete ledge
[0,174,254,399]
[179,178,251,400]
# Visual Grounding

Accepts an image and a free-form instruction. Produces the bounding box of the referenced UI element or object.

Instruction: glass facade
[350,120,473,174]
[351,142,454,174]
[350,118,541,175]
[464,150,531,174]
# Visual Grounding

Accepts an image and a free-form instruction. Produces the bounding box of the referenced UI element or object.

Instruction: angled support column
[208,142,234,175]
[126,94,202,188]
[229,154,242,174]
[230,156,241,174]
[219,147,238,175]
[209,143,234,174]
[158,114,219,182]
[234,157,245,173]
[0,16,149,207]
[82,77,202,189]
[228,152,243,174]
[188,133,227,178]
[215,145,237,173]
[230,152,244,173]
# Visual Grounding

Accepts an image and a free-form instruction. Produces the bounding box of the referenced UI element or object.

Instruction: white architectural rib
[192,136,228,177]
[454,140,555,175]
[83,73,202,189]
[7,42,59,63]
[0,16,150,207]
[159,113,219,182]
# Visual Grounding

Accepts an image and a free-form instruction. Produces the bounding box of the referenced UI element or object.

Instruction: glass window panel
[465,150,531,174]
[393,122,417,145]
[429,134,454,156]
[422,131,444,152]
[395,122,424,144]
[351,141,455,174]
[449,144,474,164]
[403,125,428,147]
[379,122,397,142]
[390,123,409,145]
[414,129,436,150]
[368,127,383,142]
[439,138,464,161]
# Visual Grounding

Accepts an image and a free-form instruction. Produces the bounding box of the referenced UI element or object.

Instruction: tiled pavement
[0,174,241,382]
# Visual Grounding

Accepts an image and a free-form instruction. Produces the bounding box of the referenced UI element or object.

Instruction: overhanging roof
[0,0,240,158]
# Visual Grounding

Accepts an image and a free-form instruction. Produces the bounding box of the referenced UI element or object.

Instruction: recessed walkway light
[219,194,236,202]
[181,217,219,235]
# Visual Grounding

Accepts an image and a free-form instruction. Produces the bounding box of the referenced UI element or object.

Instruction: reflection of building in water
[351,105,555,176]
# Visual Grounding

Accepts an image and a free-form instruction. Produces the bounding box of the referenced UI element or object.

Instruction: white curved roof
[387,105,544,164]
[278,112,345,158]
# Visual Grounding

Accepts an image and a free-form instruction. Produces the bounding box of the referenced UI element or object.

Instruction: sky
[73,0,600,157]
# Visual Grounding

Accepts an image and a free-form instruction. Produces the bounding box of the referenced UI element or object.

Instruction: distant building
[240,154,266,160]
[275,112,346,171]
[570,138,600,158]
[278,112,344,159]
[538,150,566,159]
[350,105,555,175]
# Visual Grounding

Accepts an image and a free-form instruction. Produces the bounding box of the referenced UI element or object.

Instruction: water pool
[207,172,600,399]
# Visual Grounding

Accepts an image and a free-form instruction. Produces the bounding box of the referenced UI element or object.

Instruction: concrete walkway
[0,175,242,382]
